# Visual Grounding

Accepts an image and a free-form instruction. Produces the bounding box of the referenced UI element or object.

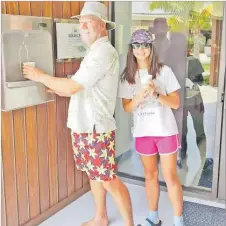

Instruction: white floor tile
[39,183,174,226]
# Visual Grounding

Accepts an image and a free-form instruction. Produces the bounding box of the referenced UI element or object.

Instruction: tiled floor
[39,183,225,226]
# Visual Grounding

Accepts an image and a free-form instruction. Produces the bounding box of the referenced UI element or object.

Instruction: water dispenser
[1,14,55,111]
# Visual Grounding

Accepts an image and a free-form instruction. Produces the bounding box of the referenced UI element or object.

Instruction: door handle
[224,68,226,110]
[224,92,226,110]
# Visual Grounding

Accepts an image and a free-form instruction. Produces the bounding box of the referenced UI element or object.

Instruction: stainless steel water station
[1,14,55,111]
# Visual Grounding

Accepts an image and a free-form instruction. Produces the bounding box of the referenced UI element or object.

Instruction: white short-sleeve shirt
[67,37,119,133]
[118,65,181,137]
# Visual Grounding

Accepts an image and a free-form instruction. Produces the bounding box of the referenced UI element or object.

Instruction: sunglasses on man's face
[131,43,151,49]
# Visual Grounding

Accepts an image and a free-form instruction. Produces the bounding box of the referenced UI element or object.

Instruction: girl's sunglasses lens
[132,43,150,49]
[132,43,140,49]
[141,43,150,48]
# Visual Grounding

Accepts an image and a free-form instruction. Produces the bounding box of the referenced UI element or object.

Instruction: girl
[118,29,184,226]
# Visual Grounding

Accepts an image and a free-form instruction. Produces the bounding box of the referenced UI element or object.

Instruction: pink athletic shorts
[135,134,181,156]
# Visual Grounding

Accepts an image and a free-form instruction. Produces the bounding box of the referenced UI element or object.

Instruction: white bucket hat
[71,2,116,31]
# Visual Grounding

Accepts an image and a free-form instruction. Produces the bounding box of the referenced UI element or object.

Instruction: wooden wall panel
[18,1,31,15]
[13,109,30,225]
[1,1,109,225]
[70,1,80,16]
[1,171,7,226]
[2,3,8,226]
[1,1,6,14]
[37,104,50,212]
[64,61,75,196]
[52,1,68,202]
[65,87,75,195]
[30,1,42,17]
[25,107,40,218]
[31,2,51,214]
[42,1,59,208]
[64,63,75,195]
[62,1,71,18]
[47,101,59,207]
[1,112,19,226]
[42,1,52,17]
[55,61,68,201]
[52,1,62,20]
[5,1,19,14]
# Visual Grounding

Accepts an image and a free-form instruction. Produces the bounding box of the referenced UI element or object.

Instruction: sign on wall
[56,22,87,60]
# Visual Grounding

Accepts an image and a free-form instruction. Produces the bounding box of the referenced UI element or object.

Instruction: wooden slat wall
[209,18,223,87]
[1,1,110,225]
[1,168,7,226]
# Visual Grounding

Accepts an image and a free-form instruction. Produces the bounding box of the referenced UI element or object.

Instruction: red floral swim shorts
[71,130,117,181]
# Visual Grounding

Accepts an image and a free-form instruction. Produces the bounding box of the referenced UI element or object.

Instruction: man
[149,18,170,63]
[23,2,134,226]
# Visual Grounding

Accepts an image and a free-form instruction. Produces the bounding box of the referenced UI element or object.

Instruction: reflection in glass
[116,1,224,191]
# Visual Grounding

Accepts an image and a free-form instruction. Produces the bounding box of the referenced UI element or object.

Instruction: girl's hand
[133,87,150,107]
[147,80,157,97]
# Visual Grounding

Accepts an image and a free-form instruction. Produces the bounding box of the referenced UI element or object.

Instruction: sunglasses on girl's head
[131,43,151,49]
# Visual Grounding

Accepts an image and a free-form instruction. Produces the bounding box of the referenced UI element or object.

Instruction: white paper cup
[22,61,35,68]
[140,74,152,86]
[21,61,35,76]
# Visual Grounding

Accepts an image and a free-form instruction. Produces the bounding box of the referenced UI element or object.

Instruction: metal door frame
[212,1,226,200]
[217,70,226,200]
[109,1,226,202]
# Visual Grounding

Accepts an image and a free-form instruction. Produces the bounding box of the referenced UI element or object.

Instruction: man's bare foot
[81,217,109,226]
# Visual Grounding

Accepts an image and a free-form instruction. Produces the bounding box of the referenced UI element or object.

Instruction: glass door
[113,1,133,160]
[113,1,225,195]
